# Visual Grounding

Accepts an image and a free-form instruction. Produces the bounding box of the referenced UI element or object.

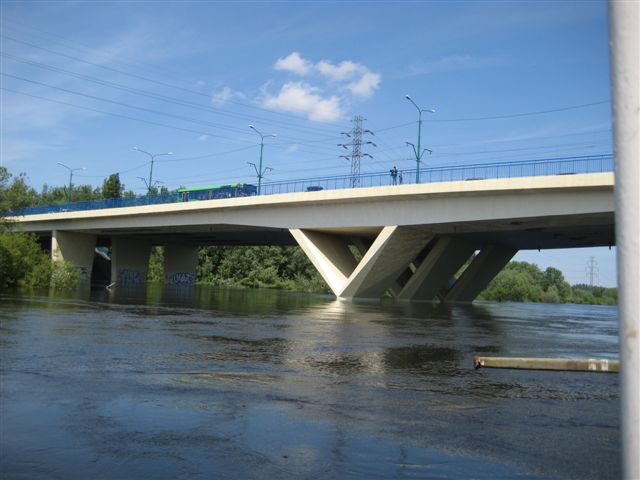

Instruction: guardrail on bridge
[16,154,613,216]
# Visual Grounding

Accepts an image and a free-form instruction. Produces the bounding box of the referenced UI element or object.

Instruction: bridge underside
[288,212,613,302]
[41,211,614,302]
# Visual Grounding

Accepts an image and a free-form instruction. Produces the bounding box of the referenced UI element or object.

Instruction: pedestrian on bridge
[390,165,398,185]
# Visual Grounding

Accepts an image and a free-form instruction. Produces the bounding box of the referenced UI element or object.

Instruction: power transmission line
[0,51,346,140]
[0,87,250,141]
[429,101,610,123]
[0,33,350,130]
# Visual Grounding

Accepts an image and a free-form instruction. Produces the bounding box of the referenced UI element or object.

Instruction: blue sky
[0,0,616,286]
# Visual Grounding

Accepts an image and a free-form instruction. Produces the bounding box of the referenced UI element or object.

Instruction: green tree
[0,168,37,216]
[541,267,571,301]
[0,167,78,291]
[102,173,124,199]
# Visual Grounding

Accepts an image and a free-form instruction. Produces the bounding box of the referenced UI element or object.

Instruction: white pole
[609,2,639,479]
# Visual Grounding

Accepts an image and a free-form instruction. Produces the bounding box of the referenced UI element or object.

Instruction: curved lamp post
[133,146,173,194]
[56,162,85,202]
[248,125,276,195]
[405,95,435,183]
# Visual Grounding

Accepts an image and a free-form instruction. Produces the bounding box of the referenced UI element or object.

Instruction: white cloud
[274,52,312,76]
[286,144,300,153]
[198,134,209,141]
[195,80,206,87]
[265,53,381,121]
[316,60,361,81]
[262,82,342,122]
[347,71,381,98]
[212,86,245,106]
[316,59,380,97]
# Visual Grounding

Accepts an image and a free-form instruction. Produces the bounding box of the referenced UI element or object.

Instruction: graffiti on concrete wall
[74,266,89,280]
[118,269,145,286]
[167,272,195,285]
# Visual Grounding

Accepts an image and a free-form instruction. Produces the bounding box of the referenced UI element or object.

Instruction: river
[0,286,619,479]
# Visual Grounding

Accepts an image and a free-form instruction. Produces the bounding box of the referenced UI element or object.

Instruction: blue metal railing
[17,154,613,216]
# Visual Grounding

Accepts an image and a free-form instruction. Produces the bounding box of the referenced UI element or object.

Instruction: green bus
[176,183,258,202]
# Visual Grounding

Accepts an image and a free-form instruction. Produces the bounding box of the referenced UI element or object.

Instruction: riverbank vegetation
[0,167,79,291]
[478,261,616,305]
[147,245,328,293]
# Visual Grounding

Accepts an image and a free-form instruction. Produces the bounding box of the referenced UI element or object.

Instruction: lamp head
[405,95,411,100]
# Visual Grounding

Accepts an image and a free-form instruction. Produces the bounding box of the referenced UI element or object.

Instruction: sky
[0,0,616,286]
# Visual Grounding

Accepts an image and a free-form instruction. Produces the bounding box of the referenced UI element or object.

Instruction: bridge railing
[259,154,613,195]
[17,154,613,216]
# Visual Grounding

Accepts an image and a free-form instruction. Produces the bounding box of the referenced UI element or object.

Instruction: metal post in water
[609,1,639,478]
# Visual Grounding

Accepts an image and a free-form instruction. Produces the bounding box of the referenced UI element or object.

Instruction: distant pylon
[586,256,599,286]
[338,116,376,188]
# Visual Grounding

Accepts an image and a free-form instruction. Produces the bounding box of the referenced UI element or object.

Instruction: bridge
[11,155,615,302]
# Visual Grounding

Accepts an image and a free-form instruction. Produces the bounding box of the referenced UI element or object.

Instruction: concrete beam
[51,230,96,284]
[164,244,198,285]
[290,229,358,295]
[397,237,475,302]
[111,237,151,286]
[340,227,434,299]
[444,245,517,302]
[291,226,434,299]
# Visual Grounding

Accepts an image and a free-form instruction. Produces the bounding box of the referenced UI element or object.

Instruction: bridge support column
[340,227,434,299]
[290,226,433,299]
[111,237,151,286]
[164,244,198,285]
[52,230,96,284]
[289,229,357,296]
[444,245,517,302]
[397,237,475,302]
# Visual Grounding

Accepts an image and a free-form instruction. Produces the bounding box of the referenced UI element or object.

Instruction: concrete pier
[397,237,475,301]
[51,230,96,284]
[111,237,151,286]
[164,244,198,285]
[445,245,518,302]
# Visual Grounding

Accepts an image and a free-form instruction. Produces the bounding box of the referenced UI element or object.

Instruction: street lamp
[405,95,435,183]
[56,162,85,202]
[248,125,277,195]
[133,146,173,194]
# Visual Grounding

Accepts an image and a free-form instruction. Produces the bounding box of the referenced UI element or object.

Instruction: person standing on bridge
[390,165,398,185]
[399,170,404,184]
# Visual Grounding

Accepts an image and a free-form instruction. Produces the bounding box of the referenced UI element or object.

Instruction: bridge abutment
[52,230,96,285]
[111,237,151,286]
[164,244,198,285]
